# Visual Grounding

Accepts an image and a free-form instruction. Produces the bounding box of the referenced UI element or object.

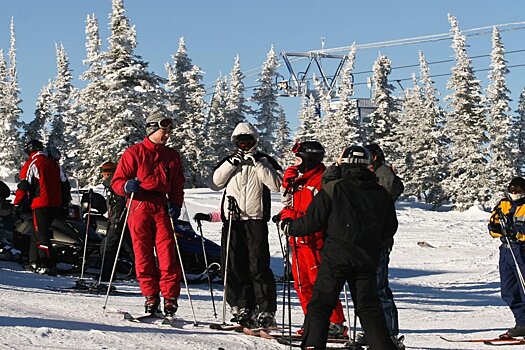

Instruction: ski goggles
[291,142,301,153]
[235,134,256,148]
[146,118,174,130]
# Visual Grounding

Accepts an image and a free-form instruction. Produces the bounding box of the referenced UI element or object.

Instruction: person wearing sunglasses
[111,112,184,317]
[208,121,282,328]
[489,177,525,339]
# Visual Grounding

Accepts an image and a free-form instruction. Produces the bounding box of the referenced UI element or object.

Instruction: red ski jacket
[111,137,185,207]
[14,151,66,209]
[280,163,326,249]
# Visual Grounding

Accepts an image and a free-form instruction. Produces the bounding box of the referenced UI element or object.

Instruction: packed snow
[0,188,517,349]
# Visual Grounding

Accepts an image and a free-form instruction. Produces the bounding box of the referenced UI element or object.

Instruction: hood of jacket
[231,122,259,152]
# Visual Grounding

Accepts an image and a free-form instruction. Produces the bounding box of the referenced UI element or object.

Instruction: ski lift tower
[277,50,349,100]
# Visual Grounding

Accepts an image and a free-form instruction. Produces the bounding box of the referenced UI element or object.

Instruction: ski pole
[196,219,217,319]
[343,282,351,337]
[80,189,93,282]
[221,196,237,324]
[275,221,287,334]
[102,192,134,314]
[170,217,198,326]
[98,186,112,286]
[284,224,293,347]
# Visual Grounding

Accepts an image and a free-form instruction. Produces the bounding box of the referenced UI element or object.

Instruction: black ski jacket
[288,166,398,267]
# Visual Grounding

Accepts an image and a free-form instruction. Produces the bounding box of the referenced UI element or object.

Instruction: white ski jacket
[208,122,282,221]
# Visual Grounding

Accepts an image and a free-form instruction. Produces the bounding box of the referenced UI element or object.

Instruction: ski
[209,323,244,331]
[254,330,354,345]
[275,337,362,349]
[484,339,525,346]
[440,335,525,343]
[123,311,164,323]
[46,284,140,296]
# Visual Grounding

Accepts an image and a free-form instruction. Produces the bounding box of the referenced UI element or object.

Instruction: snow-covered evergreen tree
[47,44,79,173]
[295,94,321,142]
[165,38,208,187]
[76,0,168,185]
[252,46,280,155]
[273,106,292,168]
[417,51,447,205]
[486,26,514,198]
[201,76,230,177]
[0,18,23,179]
[367,54,399,162]
[516,88,525,176]
[27,82,52,142]
[224,55,250,137]
[320,44,359,161]
[443,14,489,210]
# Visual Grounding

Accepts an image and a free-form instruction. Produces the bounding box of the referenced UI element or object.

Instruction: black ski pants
[30,207,63,269]
[100,223,134,282]
[221,219,277,313]
[302,258,396,350]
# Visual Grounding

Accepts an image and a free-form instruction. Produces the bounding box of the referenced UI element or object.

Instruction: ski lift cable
[315,20,525,54]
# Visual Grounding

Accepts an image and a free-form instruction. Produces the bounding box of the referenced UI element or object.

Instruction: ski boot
[144,295,160,314]
[163,298,178,317]
[328,322,348,339]
[500,325,525,338]
[236,308,257,328]
[257,311,276,328]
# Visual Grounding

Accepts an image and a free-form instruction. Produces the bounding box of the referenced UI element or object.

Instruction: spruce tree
[516,88,525,176]
[295,94,321,142]
[76,0,168,185]
[443,14,489,210]
[273,106,292,168]
[486,26,514,198]
[367,54,399,162]
[0,18,23,180]
[252,46,280,155]
[224,55,250,138]
[165,38,208,187]
[321,44,359,161]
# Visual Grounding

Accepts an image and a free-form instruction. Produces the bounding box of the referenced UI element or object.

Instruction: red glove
[279,208,297,221]
[282,166,299,190]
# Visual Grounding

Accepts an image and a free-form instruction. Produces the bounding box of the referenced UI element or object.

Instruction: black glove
[124,179,141,194]
[168,203,181,220]
[194,213,212,222]
[12,205,20,221]
[228,150,244,166]
[280,218,292,232]
[272,213,281,223]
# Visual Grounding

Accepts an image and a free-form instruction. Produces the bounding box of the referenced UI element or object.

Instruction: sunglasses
[147,118,174,130]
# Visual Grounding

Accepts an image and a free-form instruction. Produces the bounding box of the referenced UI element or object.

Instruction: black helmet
[23,139,44,155]
[292,141,325,173]
[80,191,108,215]
[341,145,372,166]
[364,143,385,164]
[45,145,61,161]
[508,177,525,194]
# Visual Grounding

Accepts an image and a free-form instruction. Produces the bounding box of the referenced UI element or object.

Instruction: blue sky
[1,0,524,131]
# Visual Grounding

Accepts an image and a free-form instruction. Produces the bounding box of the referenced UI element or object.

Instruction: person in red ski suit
[13,139,70,276]
[279,141,346,337]
[111,113,184,316]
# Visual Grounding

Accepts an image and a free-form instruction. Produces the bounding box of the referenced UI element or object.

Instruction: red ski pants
[127,200,181,299]
[291,243,345,324]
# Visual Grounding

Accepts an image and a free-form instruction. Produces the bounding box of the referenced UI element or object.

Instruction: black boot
[144,295,160,314]
[164,298,178,317]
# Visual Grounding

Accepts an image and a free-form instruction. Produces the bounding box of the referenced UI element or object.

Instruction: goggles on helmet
[146,118,174,130]
[292,142,301,153]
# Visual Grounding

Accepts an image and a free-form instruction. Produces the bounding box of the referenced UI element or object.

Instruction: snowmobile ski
[440,335,525,343]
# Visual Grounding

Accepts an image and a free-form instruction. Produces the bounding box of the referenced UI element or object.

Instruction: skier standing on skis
[98,161,134,282]
[277,141,346,337]
[112,113,184,317]
[208,121,282,328]
[488,177,525,338]
[13,139,70,276]
[281,145,398,350]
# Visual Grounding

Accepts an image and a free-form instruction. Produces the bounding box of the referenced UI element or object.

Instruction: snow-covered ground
[0,188,516,349]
